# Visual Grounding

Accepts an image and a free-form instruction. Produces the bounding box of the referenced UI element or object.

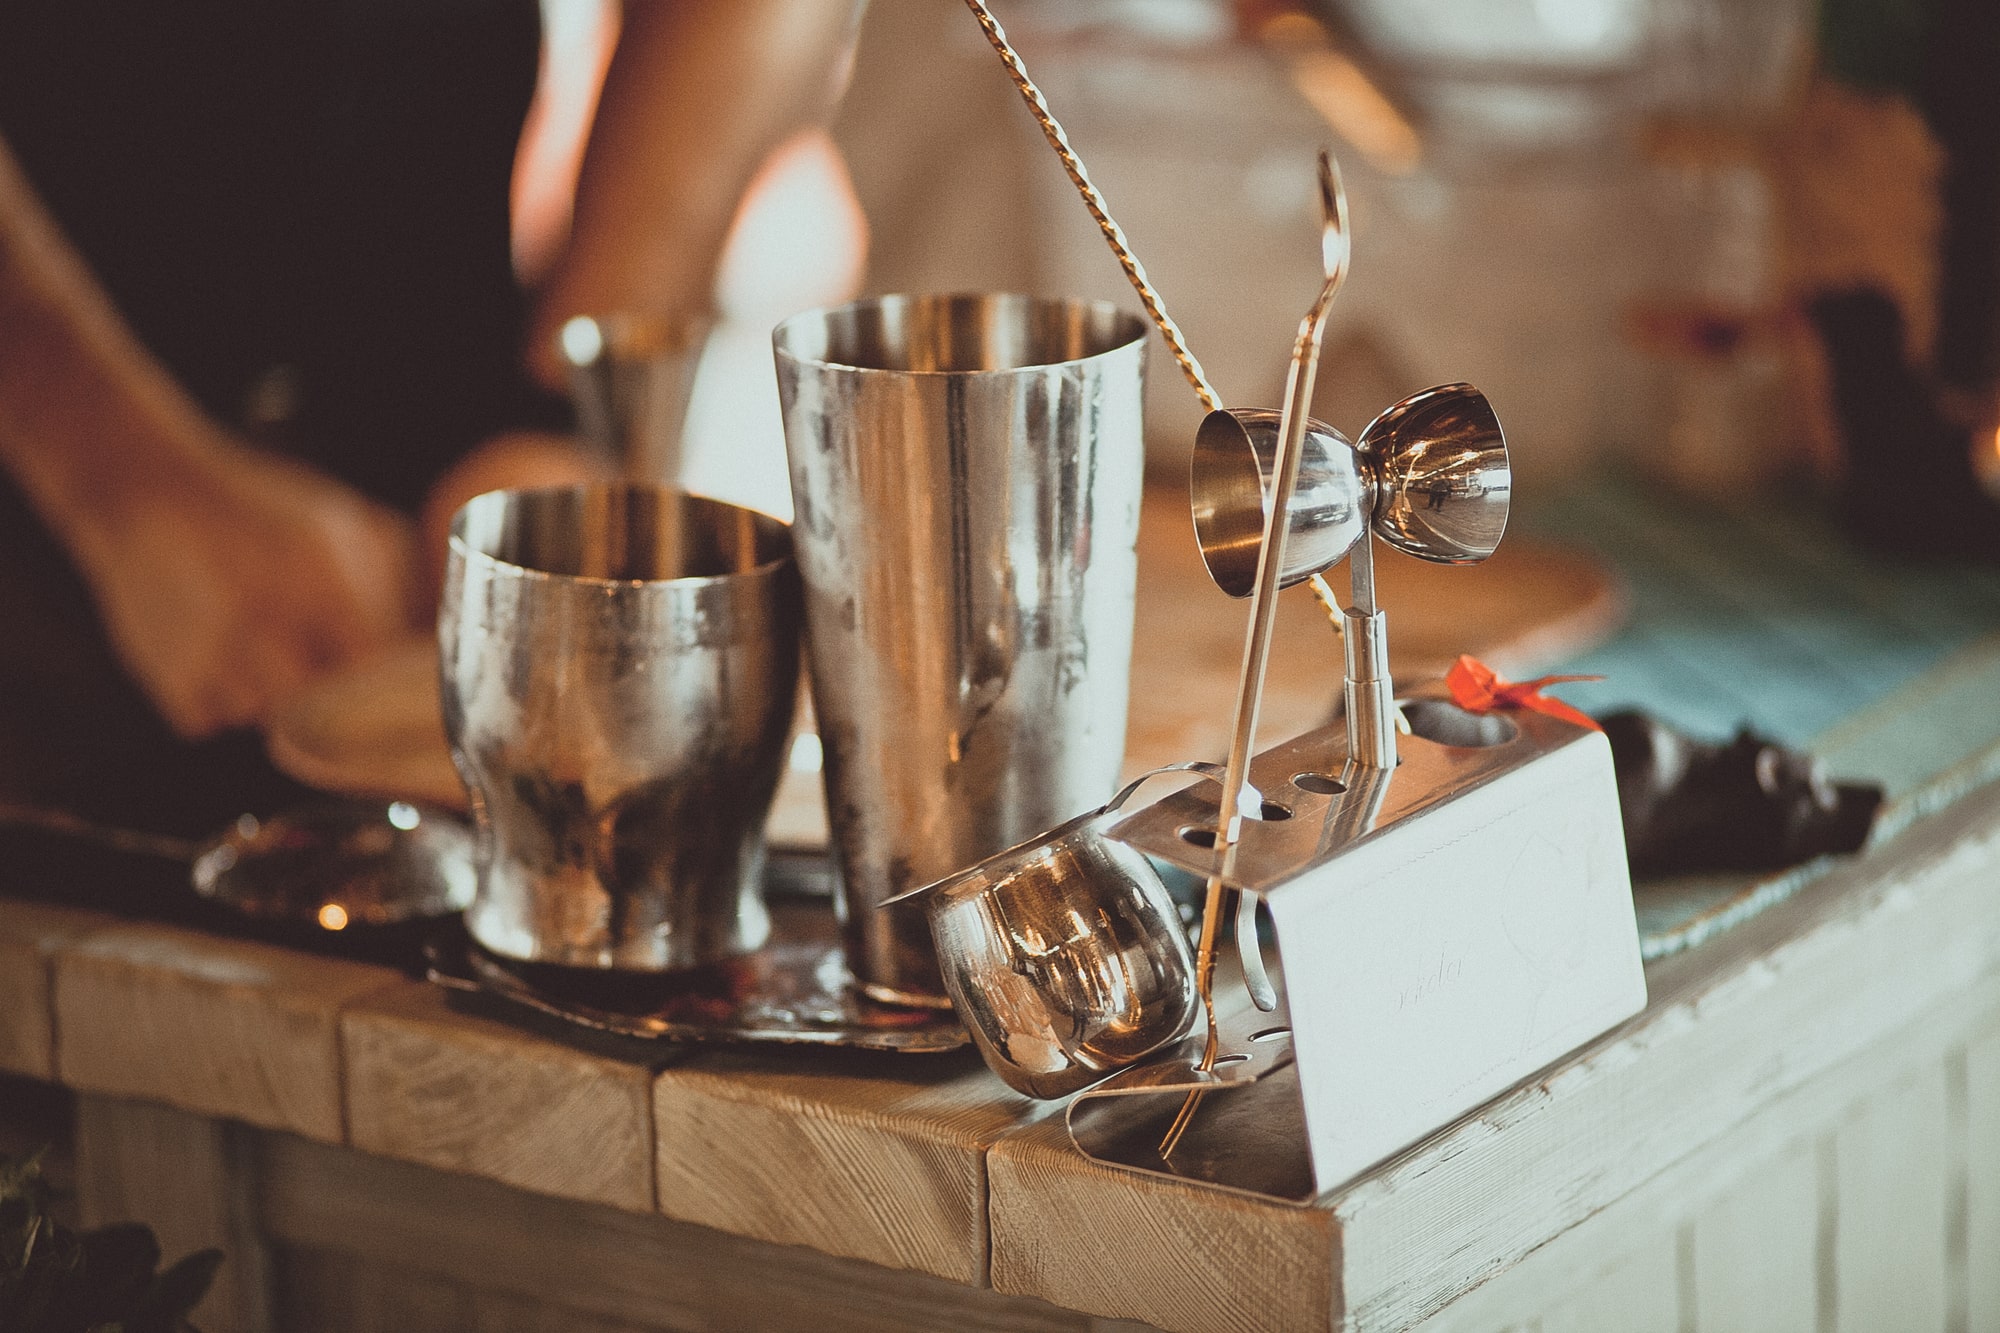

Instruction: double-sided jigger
[893,1,1645,1204]
[1192,383,1512,769]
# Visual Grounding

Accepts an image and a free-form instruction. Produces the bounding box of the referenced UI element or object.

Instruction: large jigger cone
[1191,382,1510,597]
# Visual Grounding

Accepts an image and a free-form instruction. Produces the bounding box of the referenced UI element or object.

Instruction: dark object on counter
[1809,288,2000,562]
[1601,710,1884,877]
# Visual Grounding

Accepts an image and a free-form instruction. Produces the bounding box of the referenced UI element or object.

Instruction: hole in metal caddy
[1401,699,1520,748]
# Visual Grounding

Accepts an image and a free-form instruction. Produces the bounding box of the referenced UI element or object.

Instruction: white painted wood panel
[1968,1020,2000,1333]
[1832,1065,1952,1333]
[1690,1139,1820,1333]
[1537,1239,1680,1333]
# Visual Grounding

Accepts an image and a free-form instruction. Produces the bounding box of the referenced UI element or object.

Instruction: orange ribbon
[1445,655,1604,732]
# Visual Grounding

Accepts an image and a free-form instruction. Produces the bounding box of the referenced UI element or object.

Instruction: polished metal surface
[557,313,708,484]
[0,798,475,929]
[1362,382,1511,563]
[1107,694,1589,893]
[192,801,476,928]
[441,484,800,971]
[1079,696,1644,1201]
[1342,608,1399,769]
[885,764,1221,1099]
[1067,1008,1313,1201]
[1189,383,1511,598]
[423,895,969,1053]
[1190,409,1368,598]
[774,293,1148,1004]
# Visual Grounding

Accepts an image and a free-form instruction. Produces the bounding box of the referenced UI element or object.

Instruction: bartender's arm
[0,0,864,741]
[527,0,866,382]
[0,134,416,742]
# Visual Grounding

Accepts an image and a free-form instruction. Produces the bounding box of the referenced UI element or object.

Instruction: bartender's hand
[1,132,419,740]
[65,441,418,740]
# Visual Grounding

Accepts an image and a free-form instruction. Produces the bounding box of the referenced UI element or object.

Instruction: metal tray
[423,893,969,1054]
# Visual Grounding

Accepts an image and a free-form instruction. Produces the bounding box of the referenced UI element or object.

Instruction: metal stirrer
[1160,153,1350,1156]
[964,0,1355,1128]
[961,0,1349,627]
[962,0,1219,415]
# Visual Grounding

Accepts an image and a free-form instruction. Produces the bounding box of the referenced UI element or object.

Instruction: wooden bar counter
[3,750,1998,1331]
[5,499,1999,1330]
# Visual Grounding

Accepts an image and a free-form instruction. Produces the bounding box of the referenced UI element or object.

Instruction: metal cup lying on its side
[440,483,800,971]
[885,764,1245,1099]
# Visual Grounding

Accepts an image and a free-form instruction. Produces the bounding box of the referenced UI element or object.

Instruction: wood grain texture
[260,1129,1156,1333]
[0,900,113,1079]
[988,783,2000,1333]
[987,1113,1337,1333]
[53,923,396,1141]
[1690,1140,1819,1333]
[1831,1066,1952,1333]
[1969,1019,2000,1333]
[73,1094,272,1333]
[341,981,659,1213]
[651,1046,1047,1284]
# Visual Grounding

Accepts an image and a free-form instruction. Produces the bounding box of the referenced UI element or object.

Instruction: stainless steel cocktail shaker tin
[775,292,1148,1005]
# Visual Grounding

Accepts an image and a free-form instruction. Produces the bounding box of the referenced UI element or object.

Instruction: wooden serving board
[1124,482,1620,779]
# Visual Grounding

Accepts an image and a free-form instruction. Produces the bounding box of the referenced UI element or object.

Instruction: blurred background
[832,0,1832,495]
[507,0,2000,751]
[525,0,1884,510]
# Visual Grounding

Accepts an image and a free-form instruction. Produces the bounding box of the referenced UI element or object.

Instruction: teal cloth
[1522,477,2000,748]
[1517,478,2000,958]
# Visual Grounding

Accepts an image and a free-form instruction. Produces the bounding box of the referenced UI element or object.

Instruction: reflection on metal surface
[1363,383,1511,565]
[441,485,801,972]
[424,896,968,1053]
[1190,383,1510,599]
[1074,696,1644,1202]
[1109,693,1582,893]
[774,293,1147,1004]
[885,764,1232,1099]
[1067,1014,1315,1203]
[0,797,477,930]
[185,800,476,929]
[557,313,708,485]
[1191,410,1368,599]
